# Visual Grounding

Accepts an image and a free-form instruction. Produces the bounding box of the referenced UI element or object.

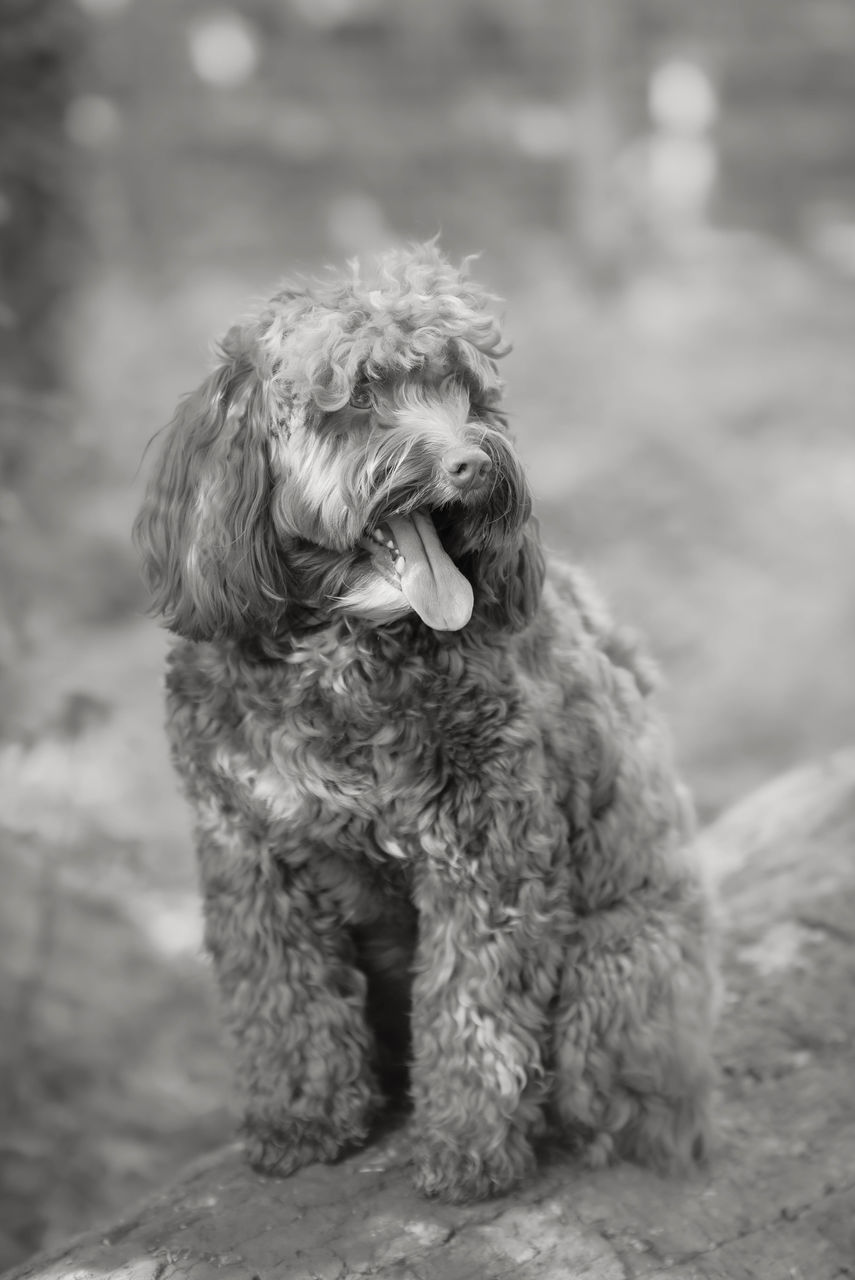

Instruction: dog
[134,244,717,1203]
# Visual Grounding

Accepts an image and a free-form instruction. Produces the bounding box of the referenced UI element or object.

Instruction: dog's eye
[349,379,372,410]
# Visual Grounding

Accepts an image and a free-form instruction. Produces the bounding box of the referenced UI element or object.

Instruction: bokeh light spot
[648,59,718,134]
[187,11,260,89]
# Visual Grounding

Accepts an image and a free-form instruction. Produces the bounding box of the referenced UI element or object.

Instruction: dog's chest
[232,637,544,855]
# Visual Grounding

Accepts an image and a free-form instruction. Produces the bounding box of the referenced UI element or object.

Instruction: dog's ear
[471,519,546,633]
[462,421,544,632]
[133,325,287,640]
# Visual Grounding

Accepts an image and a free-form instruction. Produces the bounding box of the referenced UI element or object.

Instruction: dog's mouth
[359,510,474,631]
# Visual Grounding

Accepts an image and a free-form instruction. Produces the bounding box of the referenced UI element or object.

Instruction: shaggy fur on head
[135,243,718,1203]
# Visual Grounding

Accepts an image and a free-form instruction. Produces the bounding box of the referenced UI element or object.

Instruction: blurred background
[1,0,854,1266]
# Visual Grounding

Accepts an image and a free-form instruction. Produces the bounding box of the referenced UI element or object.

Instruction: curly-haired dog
[135,244,717,1202]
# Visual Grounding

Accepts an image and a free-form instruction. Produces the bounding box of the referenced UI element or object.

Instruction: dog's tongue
[386,511,473,631]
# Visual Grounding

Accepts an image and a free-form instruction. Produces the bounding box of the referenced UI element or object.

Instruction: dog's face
[135,245,544,641]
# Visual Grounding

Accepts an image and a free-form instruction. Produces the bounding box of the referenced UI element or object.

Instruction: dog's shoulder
[535,554,660,700]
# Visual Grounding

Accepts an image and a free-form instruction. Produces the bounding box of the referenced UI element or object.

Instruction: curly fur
[134,244,718,1203]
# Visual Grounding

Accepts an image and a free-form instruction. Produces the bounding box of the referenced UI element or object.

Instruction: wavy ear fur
[133,328,286,640]
[471,518,546,633]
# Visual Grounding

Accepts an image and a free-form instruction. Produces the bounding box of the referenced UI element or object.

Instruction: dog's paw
[240,1085,373,1172]
[578,1131,616,1170]
[242,1101,374,1178]
[240,1073,381,1178]
[412,1131,536,1203]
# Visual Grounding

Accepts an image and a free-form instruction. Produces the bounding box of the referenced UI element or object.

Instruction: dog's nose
[441,447,492,492]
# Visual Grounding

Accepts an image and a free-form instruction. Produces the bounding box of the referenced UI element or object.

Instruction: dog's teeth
[367,527,400,552]
[394,556,405,576]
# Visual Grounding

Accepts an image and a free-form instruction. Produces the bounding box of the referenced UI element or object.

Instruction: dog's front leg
[408,819,566,1202]
[197,816,380,1177]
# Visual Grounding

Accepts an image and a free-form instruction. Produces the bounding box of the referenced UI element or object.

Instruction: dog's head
[134,244,544,641]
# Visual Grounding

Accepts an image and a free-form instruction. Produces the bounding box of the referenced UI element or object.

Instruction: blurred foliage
[0,0,82,402]
[67,0,855,273]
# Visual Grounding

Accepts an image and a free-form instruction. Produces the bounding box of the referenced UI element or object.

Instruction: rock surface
[6,750,855,1280]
